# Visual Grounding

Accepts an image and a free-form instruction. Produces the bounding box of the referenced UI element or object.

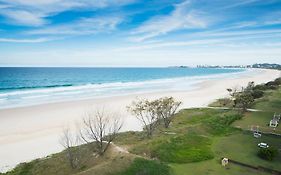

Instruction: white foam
[0,69,248,109]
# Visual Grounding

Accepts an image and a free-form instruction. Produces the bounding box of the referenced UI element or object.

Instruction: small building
[269,113,280,128]
[221,158,229,166]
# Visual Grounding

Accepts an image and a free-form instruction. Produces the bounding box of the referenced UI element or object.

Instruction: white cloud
[223,0,260,9]
[117,29,281,51]
[0,0,135,26]
[130,0,209,42]
[0,10,47,26]
[0,37,55,43]
[27,16,122,35]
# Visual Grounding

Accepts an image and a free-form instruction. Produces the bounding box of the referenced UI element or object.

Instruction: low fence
[243,129,281,137]
[225,158,281,175]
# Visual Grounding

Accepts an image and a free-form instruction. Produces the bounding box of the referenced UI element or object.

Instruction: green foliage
[264,78,281,89]
[257,147,278,161]
[216,98,233,107]
[5,161,35,175]
[150,134,214,163]
[205,114,242,136]
[274,77,281,85]
[234,92,254,111]
[116,158,171,175]
[251,89,264,99]
[253,84,268,91]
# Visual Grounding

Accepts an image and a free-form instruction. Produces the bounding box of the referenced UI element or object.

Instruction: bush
[257,147,278,161]
[251,89,264,99]
[274,77,281,85]
[218,98,232,107]
[253,84,268,91]
[116,158,171,175]
[205,114,242,136]
[265,81,278,89]
[4,161,35,175]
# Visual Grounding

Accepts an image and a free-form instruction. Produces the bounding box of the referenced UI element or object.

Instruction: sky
[0,0,281,67]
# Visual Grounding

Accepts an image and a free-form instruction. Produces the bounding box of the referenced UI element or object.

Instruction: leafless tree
[60,127,80,169]
[127,99,160,137]
[79,108,123,155]
[154,97,182,128]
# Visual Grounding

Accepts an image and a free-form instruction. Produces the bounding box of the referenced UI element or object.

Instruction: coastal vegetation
[2,78,281,175]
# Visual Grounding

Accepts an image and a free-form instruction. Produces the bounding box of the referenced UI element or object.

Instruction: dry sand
[0,68,280,172]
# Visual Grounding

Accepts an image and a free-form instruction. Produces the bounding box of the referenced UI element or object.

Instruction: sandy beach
[0,68,280,172]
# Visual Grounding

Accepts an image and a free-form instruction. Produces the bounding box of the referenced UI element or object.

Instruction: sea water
[0,67,245,109]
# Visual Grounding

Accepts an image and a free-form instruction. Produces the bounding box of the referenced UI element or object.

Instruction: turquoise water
[0,67,245,109]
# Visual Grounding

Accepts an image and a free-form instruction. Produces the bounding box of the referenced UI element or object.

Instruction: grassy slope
[233,87,281,134]
[3,87,281,175]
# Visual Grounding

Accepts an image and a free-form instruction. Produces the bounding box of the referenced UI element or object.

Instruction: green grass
[150,134,214,163]
[115,158,171,175]
[4,144,135,175]
[213,133,281,171]
[253,88,281,113]
[122,108,240,163]
[170,159,272,175]
[209,98,234,108]
[232,87,281,134]
[204,113,242,136]
[4,86,281,175]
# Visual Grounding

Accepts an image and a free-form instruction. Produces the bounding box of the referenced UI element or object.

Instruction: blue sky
[0,0,281,66]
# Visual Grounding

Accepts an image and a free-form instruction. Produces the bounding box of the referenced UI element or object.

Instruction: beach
[0,68,280,172]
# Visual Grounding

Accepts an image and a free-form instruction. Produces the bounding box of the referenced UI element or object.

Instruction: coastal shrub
[253,84,268,91]
[205,114,242,136]
[116,158,171,175]
[150,134,214,163]
[217,98,232,107]
[257,147,278,161]
[4,161,35,175]
[265,81,278,89]
[274,77,281,85]
[234,92,254,112]
[251,89,264,99]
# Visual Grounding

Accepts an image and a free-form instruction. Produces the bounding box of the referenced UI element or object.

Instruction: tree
[60,127,80,169]
[251,89,264,99]
[234,92,254,112]
[127,99,159,137]
[227,87,239,100]
[257,147,278,161]
[244,81,255,92]
[153,97,181,128]
[79,109,123,155]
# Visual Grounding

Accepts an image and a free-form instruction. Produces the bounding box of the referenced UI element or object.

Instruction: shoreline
[0,67,246,110]
[0,68,280,172]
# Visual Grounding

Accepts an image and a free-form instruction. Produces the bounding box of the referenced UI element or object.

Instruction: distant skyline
[0,0,281,66]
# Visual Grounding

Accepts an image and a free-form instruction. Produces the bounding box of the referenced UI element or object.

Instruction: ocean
[0,67,245,109]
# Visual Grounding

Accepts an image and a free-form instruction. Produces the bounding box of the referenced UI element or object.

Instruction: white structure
[258,142,269,148]
[269,113,280,128]
[221,158,229,166]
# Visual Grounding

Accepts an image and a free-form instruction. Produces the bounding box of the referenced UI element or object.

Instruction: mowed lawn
[170,159,272,175]
[213,133,281,171]
[170,132,281,175]
[233,87,281,134]
[170,87,281,175]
